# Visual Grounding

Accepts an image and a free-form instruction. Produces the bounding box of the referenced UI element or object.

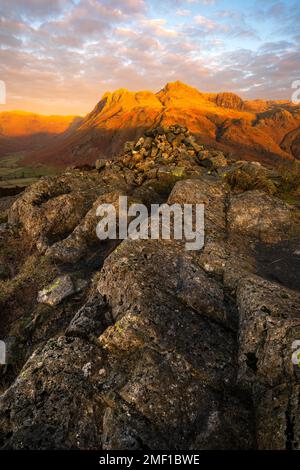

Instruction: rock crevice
[0,126,300,449]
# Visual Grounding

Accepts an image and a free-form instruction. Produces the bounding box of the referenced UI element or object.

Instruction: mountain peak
[157,81,204,106]
[102,87,131,102]
[163,80,198,91]
[159,81,202,96]
[22,81,300,167]
[215,92,244,111]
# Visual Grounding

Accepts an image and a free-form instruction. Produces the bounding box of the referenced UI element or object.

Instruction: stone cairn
[117,125,227,184]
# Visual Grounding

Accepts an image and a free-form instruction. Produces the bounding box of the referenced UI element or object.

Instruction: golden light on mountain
[11,81,298,168]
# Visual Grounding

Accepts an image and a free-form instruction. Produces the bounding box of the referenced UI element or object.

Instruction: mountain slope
[0,111,82,157]
[19,81,300,166]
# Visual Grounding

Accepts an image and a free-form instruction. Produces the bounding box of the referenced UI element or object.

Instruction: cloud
[139,18,178,37]
[194,15,216,29]
[254,1,300,35]
[0,0,73,20]
[0,32,22,48]
[176,8,191,16]
[186,0,216,4]
[0,0,298,114]
[259,40,294,53]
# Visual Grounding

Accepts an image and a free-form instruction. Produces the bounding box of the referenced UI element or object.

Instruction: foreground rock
[228,190,293,243]
[0,236,255,449]
[37,275,75,306]
[237,275,300,449]
[0,337,104,449]
[95,238,254,450]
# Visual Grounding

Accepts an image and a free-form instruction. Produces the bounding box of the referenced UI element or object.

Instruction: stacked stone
[120,125,203,173]
[117,125,229,185]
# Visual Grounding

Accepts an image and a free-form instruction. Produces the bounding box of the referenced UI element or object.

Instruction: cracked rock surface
[0,126,300,449]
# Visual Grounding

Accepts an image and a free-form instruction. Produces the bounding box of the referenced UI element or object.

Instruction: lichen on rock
[0,125,300,450]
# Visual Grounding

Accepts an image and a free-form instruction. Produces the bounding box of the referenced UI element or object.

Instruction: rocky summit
[0,126,300,449]
[21,82,300,168]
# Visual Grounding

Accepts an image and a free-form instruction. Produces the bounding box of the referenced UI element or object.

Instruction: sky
[0,0,299,115]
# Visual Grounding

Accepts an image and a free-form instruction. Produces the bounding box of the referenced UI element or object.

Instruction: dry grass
[225,160,300,204]
[225,167,277,195]
[276,161,300,197]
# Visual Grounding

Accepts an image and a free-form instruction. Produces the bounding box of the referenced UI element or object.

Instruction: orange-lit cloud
[0,0,299,115]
